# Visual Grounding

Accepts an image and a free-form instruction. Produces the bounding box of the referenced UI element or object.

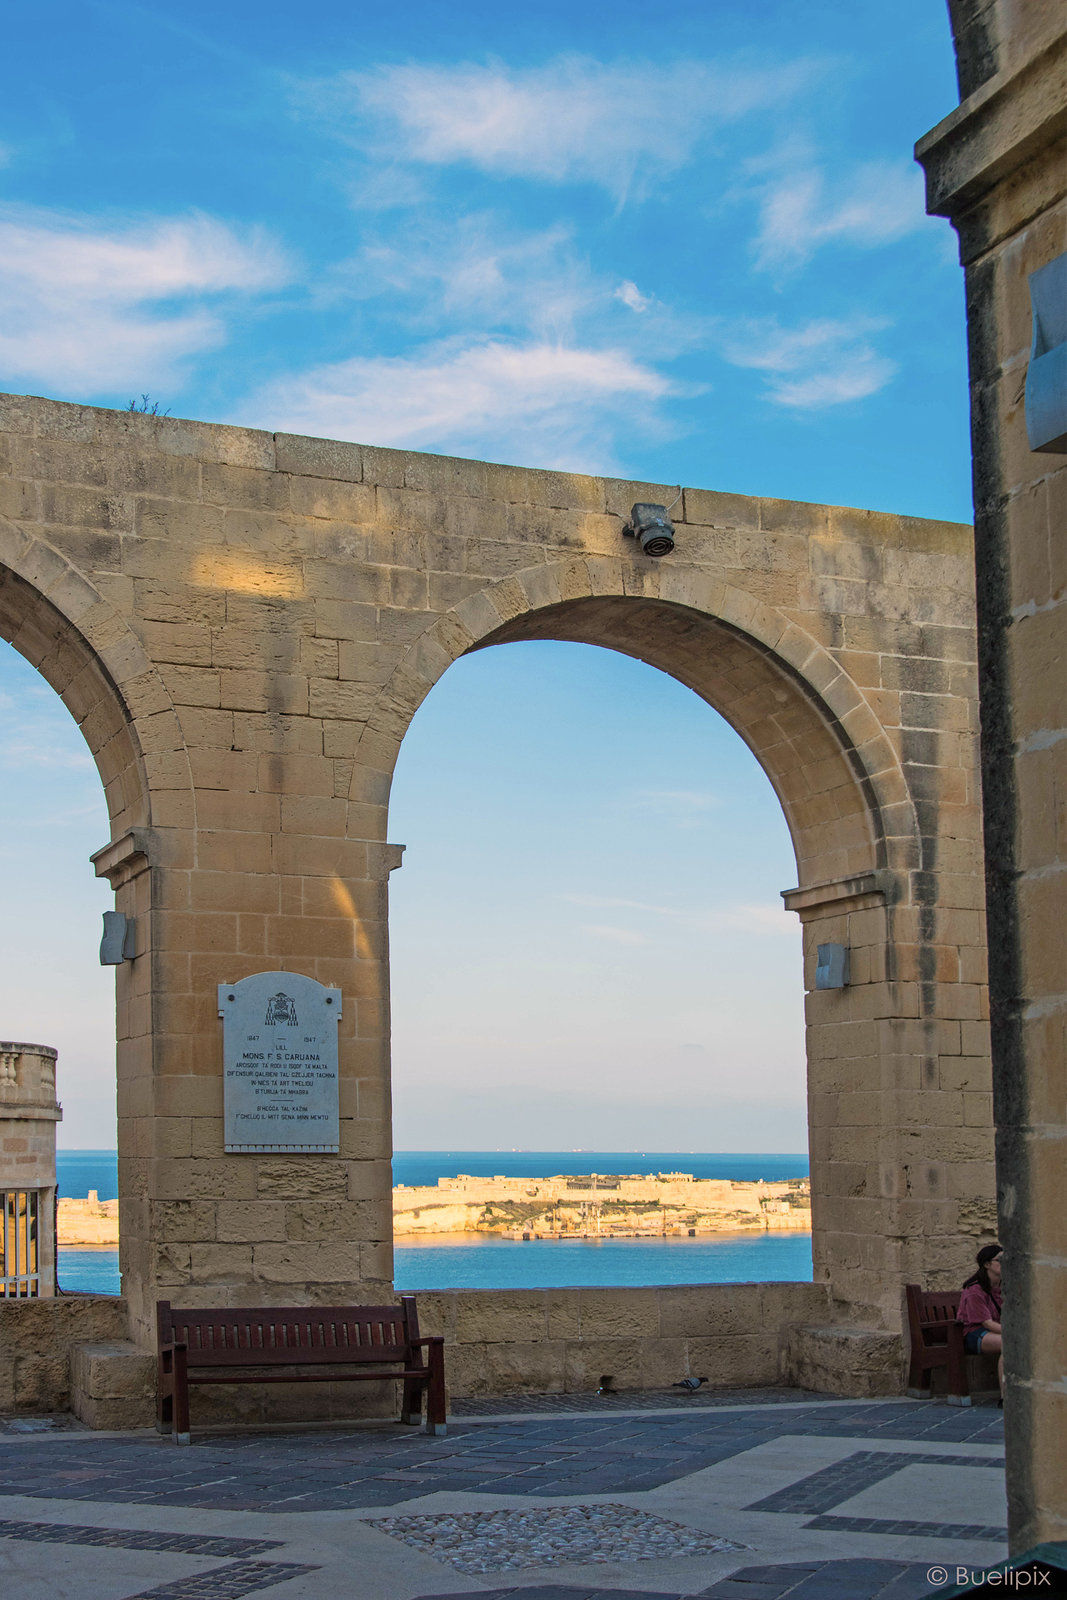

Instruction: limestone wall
[0,1295,127,1412]
[416,1281,831,1398]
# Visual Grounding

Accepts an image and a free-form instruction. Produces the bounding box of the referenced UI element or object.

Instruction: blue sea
[55,1150,812,1296]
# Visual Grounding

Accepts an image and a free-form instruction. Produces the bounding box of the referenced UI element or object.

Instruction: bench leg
[173,1345,191,1444]
[157,1350,173,1435]
[905,1349,932,1398]
[400,1370,423,1426]
[906,1367,935,1399]
[424,1343,446,1436]
[947,1330,970,1407]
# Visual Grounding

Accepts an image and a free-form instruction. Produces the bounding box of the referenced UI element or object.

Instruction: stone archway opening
[386,633,812,1287]
[379,585,918,1327]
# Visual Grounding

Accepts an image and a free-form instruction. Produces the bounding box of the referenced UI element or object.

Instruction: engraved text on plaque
[219,971,341,1153]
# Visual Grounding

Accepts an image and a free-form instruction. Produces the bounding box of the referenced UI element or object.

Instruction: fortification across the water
[57,1172,811,1245]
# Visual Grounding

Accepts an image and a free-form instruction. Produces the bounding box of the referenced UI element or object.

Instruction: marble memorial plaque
[220,971,341,1153]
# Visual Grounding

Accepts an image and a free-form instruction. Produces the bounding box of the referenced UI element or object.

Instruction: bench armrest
[409,1335,444,1348]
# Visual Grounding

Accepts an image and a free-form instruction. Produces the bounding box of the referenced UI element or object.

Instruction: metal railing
[1,1188,41,1297]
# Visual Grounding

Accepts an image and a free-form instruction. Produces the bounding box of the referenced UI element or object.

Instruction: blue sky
[0,1,970,1151]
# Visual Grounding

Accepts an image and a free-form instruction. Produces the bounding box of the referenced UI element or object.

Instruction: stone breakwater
[392,1173,811,1238]
[58,1173,811,1246]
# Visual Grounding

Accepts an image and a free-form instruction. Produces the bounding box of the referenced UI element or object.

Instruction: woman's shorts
[964,1328,990,1353]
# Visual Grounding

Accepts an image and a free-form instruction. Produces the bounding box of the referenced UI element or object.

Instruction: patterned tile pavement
[409,1560,957,1600]
[0,1518,319,1600]
[0,1393,1011,1599]
[0,1400,1004,1513]
[746,1450,1005,1516]
[121,1560,322,1599]
[0,1519,283,1555]
[451,1385,835,1415]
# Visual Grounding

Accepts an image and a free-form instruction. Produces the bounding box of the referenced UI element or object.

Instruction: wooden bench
[156,1297,446,1444]
[904,1282,1000,1406]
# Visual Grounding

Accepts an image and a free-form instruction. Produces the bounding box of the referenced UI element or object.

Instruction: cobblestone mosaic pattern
[0,1402,1004,1513]
[371,1502,745,1574]
[0,1518,283,1556]
[747,1450,1006,1515]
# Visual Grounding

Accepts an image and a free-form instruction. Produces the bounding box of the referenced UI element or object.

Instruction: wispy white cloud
[240,338,680,473]
[336,216,595,336]
[0,735,93,770]
[583,925,650,946]
[326,213,707,357]
[754,160,926,271]
[300,55,818,199]
[563,892,794,937]
[567,894,671,915]
[615,280,652,313]
[0,206,289,393]
[720,316,896,409]
[632,787,720,812]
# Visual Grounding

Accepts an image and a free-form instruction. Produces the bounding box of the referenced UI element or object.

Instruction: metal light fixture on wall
[623,501,676,558]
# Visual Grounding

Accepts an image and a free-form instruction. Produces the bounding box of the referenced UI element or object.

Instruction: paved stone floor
[0,1393,1012,1600]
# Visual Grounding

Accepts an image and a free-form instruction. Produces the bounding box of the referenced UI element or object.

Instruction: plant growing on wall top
[126,394,170,416]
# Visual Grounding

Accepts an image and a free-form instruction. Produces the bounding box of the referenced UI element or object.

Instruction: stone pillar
[785,871,995,1333]
[93,820,402,1352]
[0,1042,61,1298]
[917,2,1067,1551]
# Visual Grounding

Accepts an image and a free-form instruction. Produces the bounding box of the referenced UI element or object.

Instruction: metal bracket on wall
[99,911,136,965]
[1025,253,1067,453]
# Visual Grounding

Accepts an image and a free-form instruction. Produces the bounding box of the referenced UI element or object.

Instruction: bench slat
[163,1305,409,1366]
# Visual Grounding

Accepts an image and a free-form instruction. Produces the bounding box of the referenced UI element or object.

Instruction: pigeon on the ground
[673,1376,708,1390]
[596,1375,615,1395]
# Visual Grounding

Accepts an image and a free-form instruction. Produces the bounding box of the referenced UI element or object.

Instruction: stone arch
[356,555,919,891]
[0,520,184,837]
[0,523,193,1325]
[371,553,938,1327]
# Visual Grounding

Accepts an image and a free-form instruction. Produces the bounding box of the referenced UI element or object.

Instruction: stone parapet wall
[0,1295,127,1412]
[3,1281,847,1425]
[416,1281,831,1398]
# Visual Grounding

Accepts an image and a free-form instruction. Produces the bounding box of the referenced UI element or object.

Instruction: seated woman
[957,1242,1003,1401]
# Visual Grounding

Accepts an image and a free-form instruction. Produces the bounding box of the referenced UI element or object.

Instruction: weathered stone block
[781,1323,905,1397]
